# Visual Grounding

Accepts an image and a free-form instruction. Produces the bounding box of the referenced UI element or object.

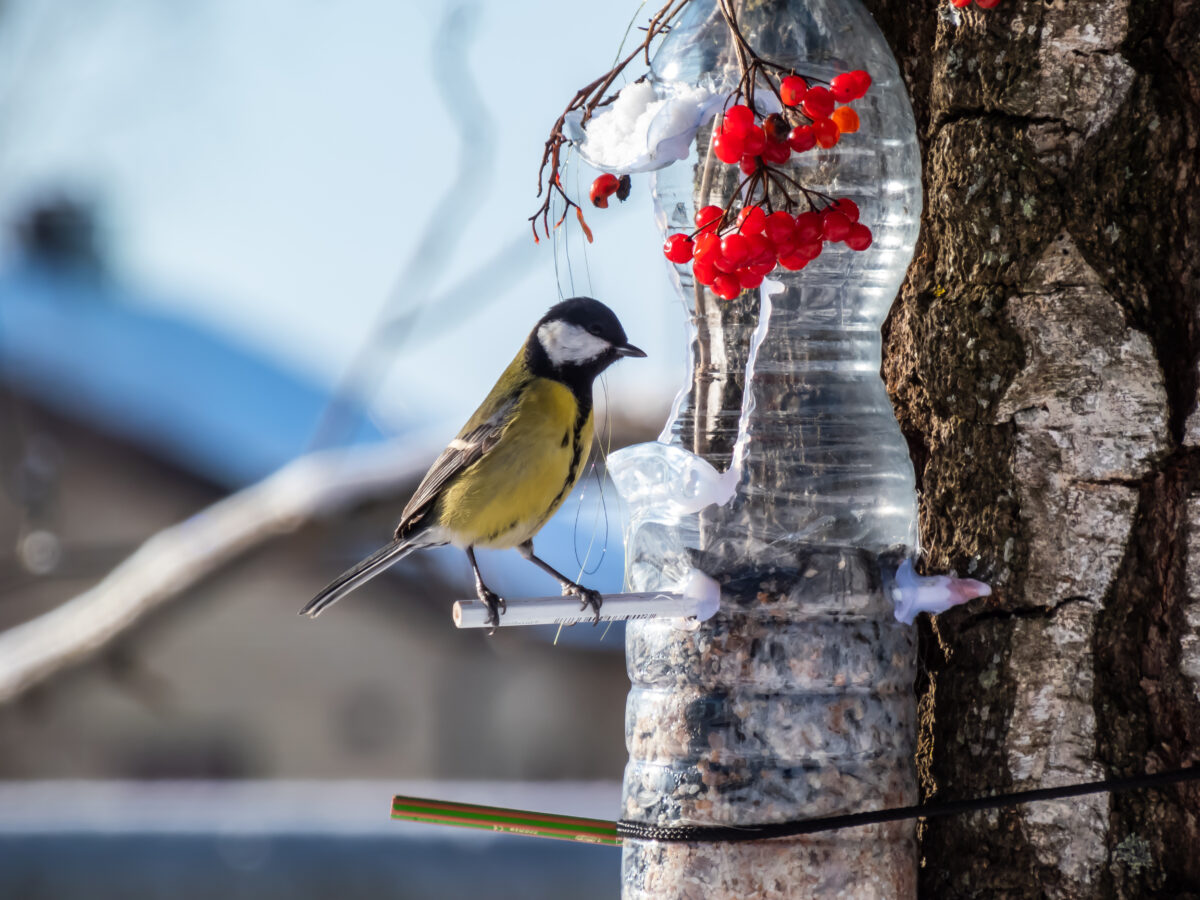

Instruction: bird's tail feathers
[299,539,416,618]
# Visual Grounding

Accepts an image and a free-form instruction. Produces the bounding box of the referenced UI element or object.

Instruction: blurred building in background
[0,195,633,782]
[0,198,634,897]
[0,2,683,893]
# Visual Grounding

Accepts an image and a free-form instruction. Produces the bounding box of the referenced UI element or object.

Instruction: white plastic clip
[890,559,991,625]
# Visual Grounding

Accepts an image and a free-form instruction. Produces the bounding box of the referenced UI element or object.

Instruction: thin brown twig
[529,0,691,241]
[696,0,847,226]
[717,0,752,105]
[765,167,836,209]
[533,0,858,244]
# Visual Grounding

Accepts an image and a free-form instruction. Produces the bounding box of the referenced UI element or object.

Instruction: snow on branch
[0,436,437,704]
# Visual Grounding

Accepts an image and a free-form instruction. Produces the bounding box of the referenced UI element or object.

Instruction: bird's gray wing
[394,395,519,538]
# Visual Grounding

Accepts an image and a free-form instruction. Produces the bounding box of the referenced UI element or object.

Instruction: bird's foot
[563,584,603,626]
[478,587,507,633]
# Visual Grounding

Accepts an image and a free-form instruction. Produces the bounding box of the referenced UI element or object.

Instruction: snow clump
[566,80,724,174]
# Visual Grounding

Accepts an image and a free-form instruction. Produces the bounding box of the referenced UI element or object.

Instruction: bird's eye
[587,323,603,337]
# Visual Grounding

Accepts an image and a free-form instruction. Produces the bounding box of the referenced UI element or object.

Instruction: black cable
[615,765,1200,843]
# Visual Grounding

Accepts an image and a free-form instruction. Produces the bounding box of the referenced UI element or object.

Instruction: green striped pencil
[391,795,621,846]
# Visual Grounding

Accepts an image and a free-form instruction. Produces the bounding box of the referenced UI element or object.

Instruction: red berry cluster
[658,67,876,300]
[950,0,1000,7]
[663,199,872,300]
[711,69,870,169]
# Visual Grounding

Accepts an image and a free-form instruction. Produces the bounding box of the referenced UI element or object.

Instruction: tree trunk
[867,0,1200,896]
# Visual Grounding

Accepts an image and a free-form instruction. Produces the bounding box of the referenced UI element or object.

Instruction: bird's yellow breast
[436,378,593,549]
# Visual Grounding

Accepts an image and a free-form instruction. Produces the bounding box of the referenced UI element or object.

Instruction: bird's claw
[478,587,506,634]
[563,584,603,626]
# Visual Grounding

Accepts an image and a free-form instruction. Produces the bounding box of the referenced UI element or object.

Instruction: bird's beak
[616,342,647,358]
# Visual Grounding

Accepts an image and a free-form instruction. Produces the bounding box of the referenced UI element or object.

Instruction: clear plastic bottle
[609,0,923,895]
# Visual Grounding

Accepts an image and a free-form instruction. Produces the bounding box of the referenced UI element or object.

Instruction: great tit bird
[300,296,646,627]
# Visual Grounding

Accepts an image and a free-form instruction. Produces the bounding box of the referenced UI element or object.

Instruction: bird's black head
[526,297,646,395]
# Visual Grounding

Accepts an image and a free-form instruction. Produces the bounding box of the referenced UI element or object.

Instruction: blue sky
[0,0,687,434]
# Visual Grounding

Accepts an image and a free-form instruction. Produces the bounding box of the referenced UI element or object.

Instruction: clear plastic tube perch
[452,570,721,629]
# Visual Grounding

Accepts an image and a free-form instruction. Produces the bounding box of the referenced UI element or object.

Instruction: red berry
[950,0,971,6]
[780,75,807,107]
[695,205,724,233]
[762,114,790,143]
[763,211,796,245]
[663,233,694,264]
[692,257,717,286]
[788,125,816,153]
[714,253,741,274]
[589,174,620,208]
[777,252,809,271]
[725,104,754,131]
[831,106,860,134]
[720,233,751,265]
[821,209,853,242]
[737,205,767,236]
[745,233,774,265]
[812,117,840,148]
[830,73,859,104]
[844,222,873,251]
[737,268,765,290]
[794,240,824,261]
[739,154,759,175]
[713,132,744,164]
[742,126,766,157]
[693,231,720,258]
[763,139,791,165]
[751,258,778,278]
[801,86,835,120]
[794,211,823,243]
[976,0,1001,7]
[847,70,872,98]
[717,114,749,142]
[832,198,860,223]
[712,273,742,300]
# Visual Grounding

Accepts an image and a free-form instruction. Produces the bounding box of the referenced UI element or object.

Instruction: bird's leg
[518,541,603,625]
[466,546,505,631]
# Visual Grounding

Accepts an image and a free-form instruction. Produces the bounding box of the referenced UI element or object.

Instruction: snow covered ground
[0,779,621,899]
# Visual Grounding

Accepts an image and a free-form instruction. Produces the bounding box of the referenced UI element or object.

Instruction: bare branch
[531,0,844,243]
[312,5,495,449]
[0,435,440,704]
[529,0,691,241]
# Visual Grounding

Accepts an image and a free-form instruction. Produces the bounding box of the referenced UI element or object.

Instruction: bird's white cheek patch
[538,321,610,366]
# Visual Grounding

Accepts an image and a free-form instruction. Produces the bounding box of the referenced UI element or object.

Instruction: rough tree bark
[863,0,1200,897]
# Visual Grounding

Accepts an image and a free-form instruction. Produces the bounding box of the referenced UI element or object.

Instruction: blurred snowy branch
[313,3,509,449]
[0,3,534,704]
[0,436,436,704]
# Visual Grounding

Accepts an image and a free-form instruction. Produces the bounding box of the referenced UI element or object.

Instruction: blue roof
[0,261,386,487]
